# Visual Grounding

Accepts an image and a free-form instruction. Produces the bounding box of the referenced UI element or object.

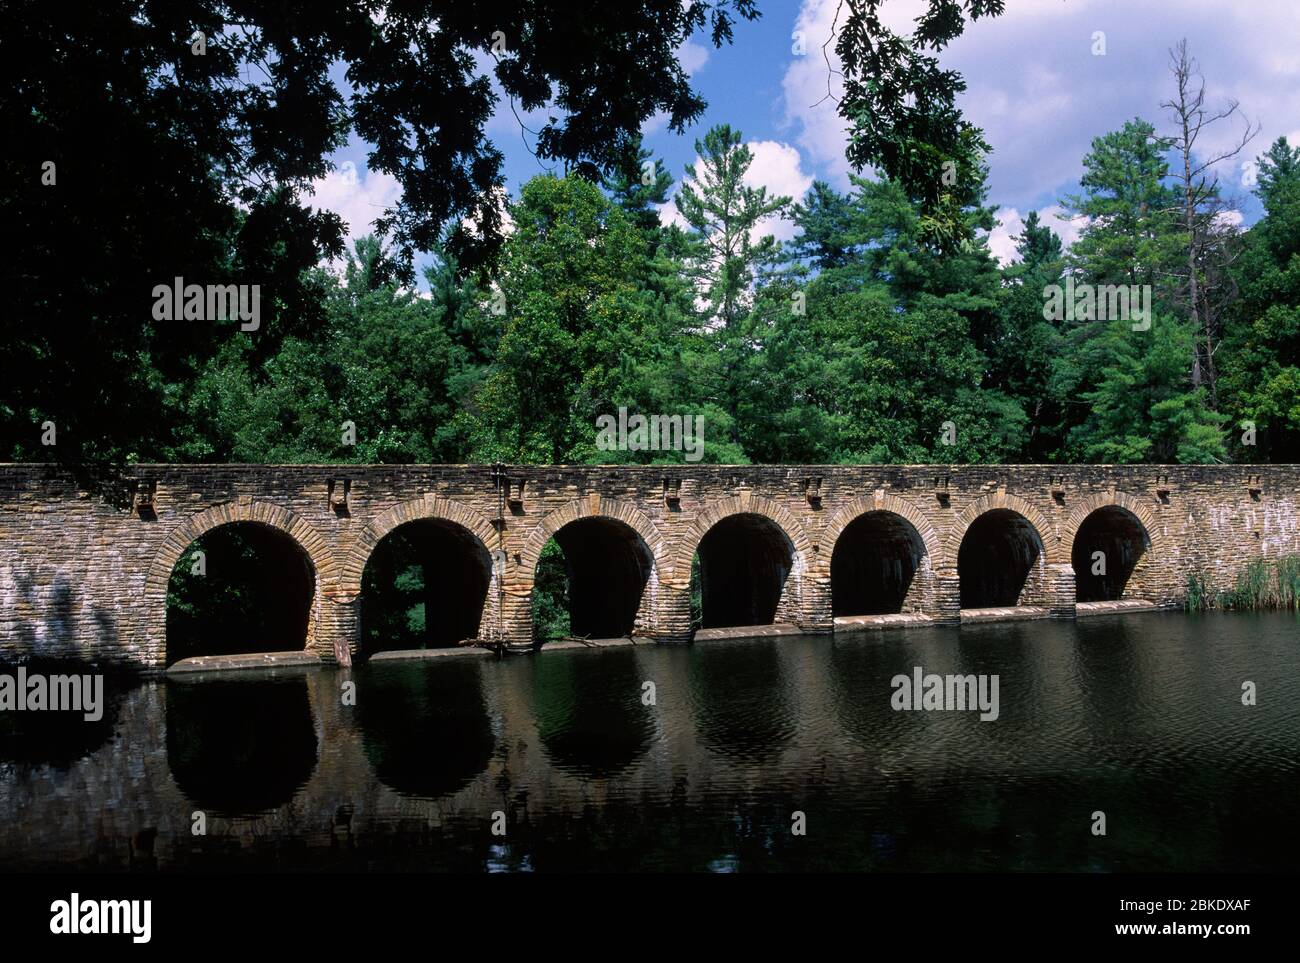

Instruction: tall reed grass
[1185,554,1300,611]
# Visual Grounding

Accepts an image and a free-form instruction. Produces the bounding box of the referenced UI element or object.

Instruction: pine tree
[674,124,791,329]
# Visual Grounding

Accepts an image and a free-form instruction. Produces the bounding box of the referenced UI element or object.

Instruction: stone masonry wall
[1,464,1297,669]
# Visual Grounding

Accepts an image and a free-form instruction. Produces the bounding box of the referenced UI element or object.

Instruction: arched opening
[693,513,794,630]
[1072,506,1150,602]
[957,509,1045,609]
[831,511,927,616]
[531,516,654,642]
[165,522,314,664]
[359,519,492,657]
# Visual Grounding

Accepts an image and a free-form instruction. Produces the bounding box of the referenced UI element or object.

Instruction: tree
[1062,119,1183,289]
[1014,211,1064,272]
[1,0,759,467]
[468,175,669,463]
[1067,315,1227,463]
[604,137,677,239]
[675,124,791,329]
[1054,120,1225,462]
[1160,39,1259,401]
[746,281,1024,463]
[996,212,1067,459]
[1220,138,1300,461]
[788,181,861,271]
[744,168,1026,465]
[174,237,471,464]
[834,0,1006,250]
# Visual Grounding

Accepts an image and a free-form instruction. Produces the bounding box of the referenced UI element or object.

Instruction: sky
[312,0,1300,272]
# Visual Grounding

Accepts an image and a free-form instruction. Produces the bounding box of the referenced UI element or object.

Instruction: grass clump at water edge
[1185,554,1300,612]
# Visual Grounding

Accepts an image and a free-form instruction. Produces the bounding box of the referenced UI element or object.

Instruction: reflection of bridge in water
[1,464,1296,668]
[5,609,1294,872]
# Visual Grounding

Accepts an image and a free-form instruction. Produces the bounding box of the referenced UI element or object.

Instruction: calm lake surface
[2,611,1297,872]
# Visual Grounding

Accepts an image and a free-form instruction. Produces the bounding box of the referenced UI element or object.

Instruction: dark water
[2,611,1297,872]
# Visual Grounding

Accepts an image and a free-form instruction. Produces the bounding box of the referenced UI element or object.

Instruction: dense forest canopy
[3,1,1296,470]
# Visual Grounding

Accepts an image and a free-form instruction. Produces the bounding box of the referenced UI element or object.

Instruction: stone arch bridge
[1,464,1296,670]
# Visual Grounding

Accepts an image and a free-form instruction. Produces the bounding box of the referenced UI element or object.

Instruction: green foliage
[531,541,572,642]
[1063,316,1227,463]
[1189,556,1300,611]
[173,238,473,462]
[359,529,429,654]
[1185,570,1214,612]
[165,524,313,661]
[1220,138,1300,461]
[1051,119,1227,463]
[12,5,1289,479]
[834,0,1007,250]
[466,175,674,462]
[7,113,1293,478]
[675,124,791,329]
[2,0,765,467]
[1063,120,1184,288]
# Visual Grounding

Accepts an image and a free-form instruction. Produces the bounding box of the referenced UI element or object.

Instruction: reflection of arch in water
[534,648,652,779]
[1070,615,1149,728]
[354,659,495,799]
[688,641,797,762]
[165,675,318,816]
[827,638,913,752]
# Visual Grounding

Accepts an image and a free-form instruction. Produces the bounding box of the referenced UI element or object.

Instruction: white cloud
[743,140,814,242]
[781,0,1300,218]
[677,40,710,76]
[986,203,1088,265]
[781,0,852,186]
[641,110,672,137]
[1040,204,1088,250]
[1213,209,1245,231]
[309,161,402,244]
[986,207,1027,265]
[655,198,689,233]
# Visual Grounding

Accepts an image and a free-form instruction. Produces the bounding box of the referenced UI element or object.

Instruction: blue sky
[312,0,1300,271]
